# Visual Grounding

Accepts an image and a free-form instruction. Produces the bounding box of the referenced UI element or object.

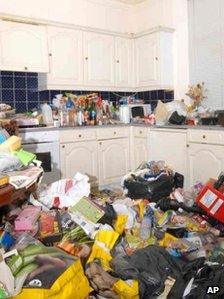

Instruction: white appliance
[20,130,60,184]
[128,104,151,119]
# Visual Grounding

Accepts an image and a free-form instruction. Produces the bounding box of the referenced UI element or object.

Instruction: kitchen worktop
[19,123,224,133]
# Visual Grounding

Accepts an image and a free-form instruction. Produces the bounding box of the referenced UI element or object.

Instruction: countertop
[19,123,224,133]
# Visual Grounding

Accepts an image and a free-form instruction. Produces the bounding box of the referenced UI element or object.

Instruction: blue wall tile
[0,71,174,112]
[2,76,14,88]
[15,89,27,101]
[14,76,26,89]
[2,89,14,102]
[27,77,38,89]
[15,102,27,113]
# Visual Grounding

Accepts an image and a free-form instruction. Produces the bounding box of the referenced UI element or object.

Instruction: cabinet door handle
[139,130,142,134]
[24,66,28,70]
[62,145,65,149]
[114,131,117,135]
[78,134,82,138]
[49,53,52,57]
[99,142,102,145]
[155,57,158,61]
[203,135,206,139]
[116,60,120,63]
[85,57,88,60]
[187,144,189,148]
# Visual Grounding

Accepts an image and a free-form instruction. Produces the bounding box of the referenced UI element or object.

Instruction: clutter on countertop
[2,159,224,298]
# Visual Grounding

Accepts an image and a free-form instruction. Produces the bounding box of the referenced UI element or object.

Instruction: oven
[20,130,60,185]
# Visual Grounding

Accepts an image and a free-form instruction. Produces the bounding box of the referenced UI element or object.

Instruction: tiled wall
[0,71,174,113]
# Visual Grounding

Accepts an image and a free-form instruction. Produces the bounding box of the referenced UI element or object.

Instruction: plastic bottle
[59,105,69,127]
[77,107,84,126]
[140,206,154,240]
[41,103,53,125]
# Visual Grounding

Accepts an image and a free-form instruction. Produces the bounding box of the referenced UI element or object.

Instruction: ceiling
[114,0,146,4]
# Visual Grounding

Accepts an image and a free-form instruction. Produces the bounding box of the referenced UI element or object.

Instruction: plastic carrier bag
[13,259,92,299]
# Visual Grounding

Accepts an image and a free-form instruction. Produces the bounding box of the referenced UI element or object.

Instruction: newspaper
[9,166,43,189]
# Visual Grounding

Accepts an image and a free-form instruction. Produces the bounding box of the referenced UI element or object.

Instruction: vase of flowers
[186,82,207,112]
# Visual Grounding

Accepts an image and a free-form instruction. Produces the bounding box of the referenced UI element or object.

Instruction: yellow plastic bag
[95,230,119,249]
[0,136,21,152]
[87,230,119,270]
[87,243,112,270]
[112,279,139,299]
[159,233,177,247]
[114,215,128,235]
[13,259,92,299]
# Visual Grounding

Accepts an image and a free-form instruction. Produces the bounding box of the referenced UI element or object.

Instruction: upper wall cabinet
[0,20,49,73]
[83,32,114,87]
[40,27,83,89]
[135,30,173,91]
[115,37,133,88]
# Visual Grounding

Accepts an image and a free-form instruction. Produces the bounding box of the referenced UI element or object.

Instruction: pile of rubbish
[1,161,224,298]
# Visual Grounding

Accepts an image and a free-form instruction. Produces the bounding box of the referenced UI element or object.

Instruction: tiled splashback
[0,71,174,113]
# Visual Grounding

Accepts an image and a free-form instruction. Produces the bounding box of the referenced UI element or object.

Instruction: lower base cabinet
[98,138,130,186]
[60,141,98,184]
[188,143,224,187]
[149,129,187,185]
[133,137,148,169]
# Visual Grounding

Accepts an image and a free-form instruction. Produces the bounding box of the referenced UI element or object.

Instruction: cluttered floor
[1,137,224,298]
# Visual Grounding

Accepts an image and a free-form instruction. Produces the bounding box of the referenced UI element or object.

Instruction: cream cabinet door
[47,27,83,86]
[0,20,49,72]
[135,33,159,87]
[149,129,187,183]
[60,141,98,184]
[188,143,224,186]
[83,32,114,86]
[98,138,130,185]
[115,37,133,88]
[133,137,148,169]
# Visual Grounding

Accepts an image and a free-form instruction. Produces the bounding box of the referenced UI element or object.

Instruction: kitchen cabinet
[131,127,149,169]
[0,20,49,73]
[135,30,173,90]
[133,137,148,169]
[187,129,224,186]
[115,37,133,88]
[60,140,98,185]
[98,138,130,186]
[188,143,224,187]
[39,27,83,89]
[149,129,187,184]
[83,32,114,87]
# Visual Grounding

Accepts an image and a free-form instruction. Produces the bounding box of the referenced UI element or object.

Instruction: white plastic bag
[30,172,90,209]
[0,151,22,172]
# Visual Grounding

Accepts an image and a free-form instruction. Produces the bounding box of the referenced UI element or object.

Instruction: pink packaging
[15,206,41,231]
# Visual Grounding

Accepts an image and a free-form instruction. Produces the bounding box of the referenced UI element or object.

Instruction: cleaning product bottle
[140,206,154,240]
[41,103,53,126]
[77,106,84,126]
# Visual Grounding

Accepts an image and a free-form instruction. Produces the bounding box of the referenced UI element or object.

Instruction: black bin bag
[123,173,175,202]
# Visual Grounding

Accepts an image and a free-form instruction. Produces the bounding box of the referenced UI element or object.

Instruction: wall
[0,71,174,113]
[172,0,189,101]
[189,0,223,109]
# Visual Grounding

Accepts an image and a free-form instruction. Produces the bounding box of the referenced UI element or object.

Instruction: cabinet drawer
[188,130,224,145]
[133,127,148,138]
[59,129,96,142]
[97,127,129,140]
